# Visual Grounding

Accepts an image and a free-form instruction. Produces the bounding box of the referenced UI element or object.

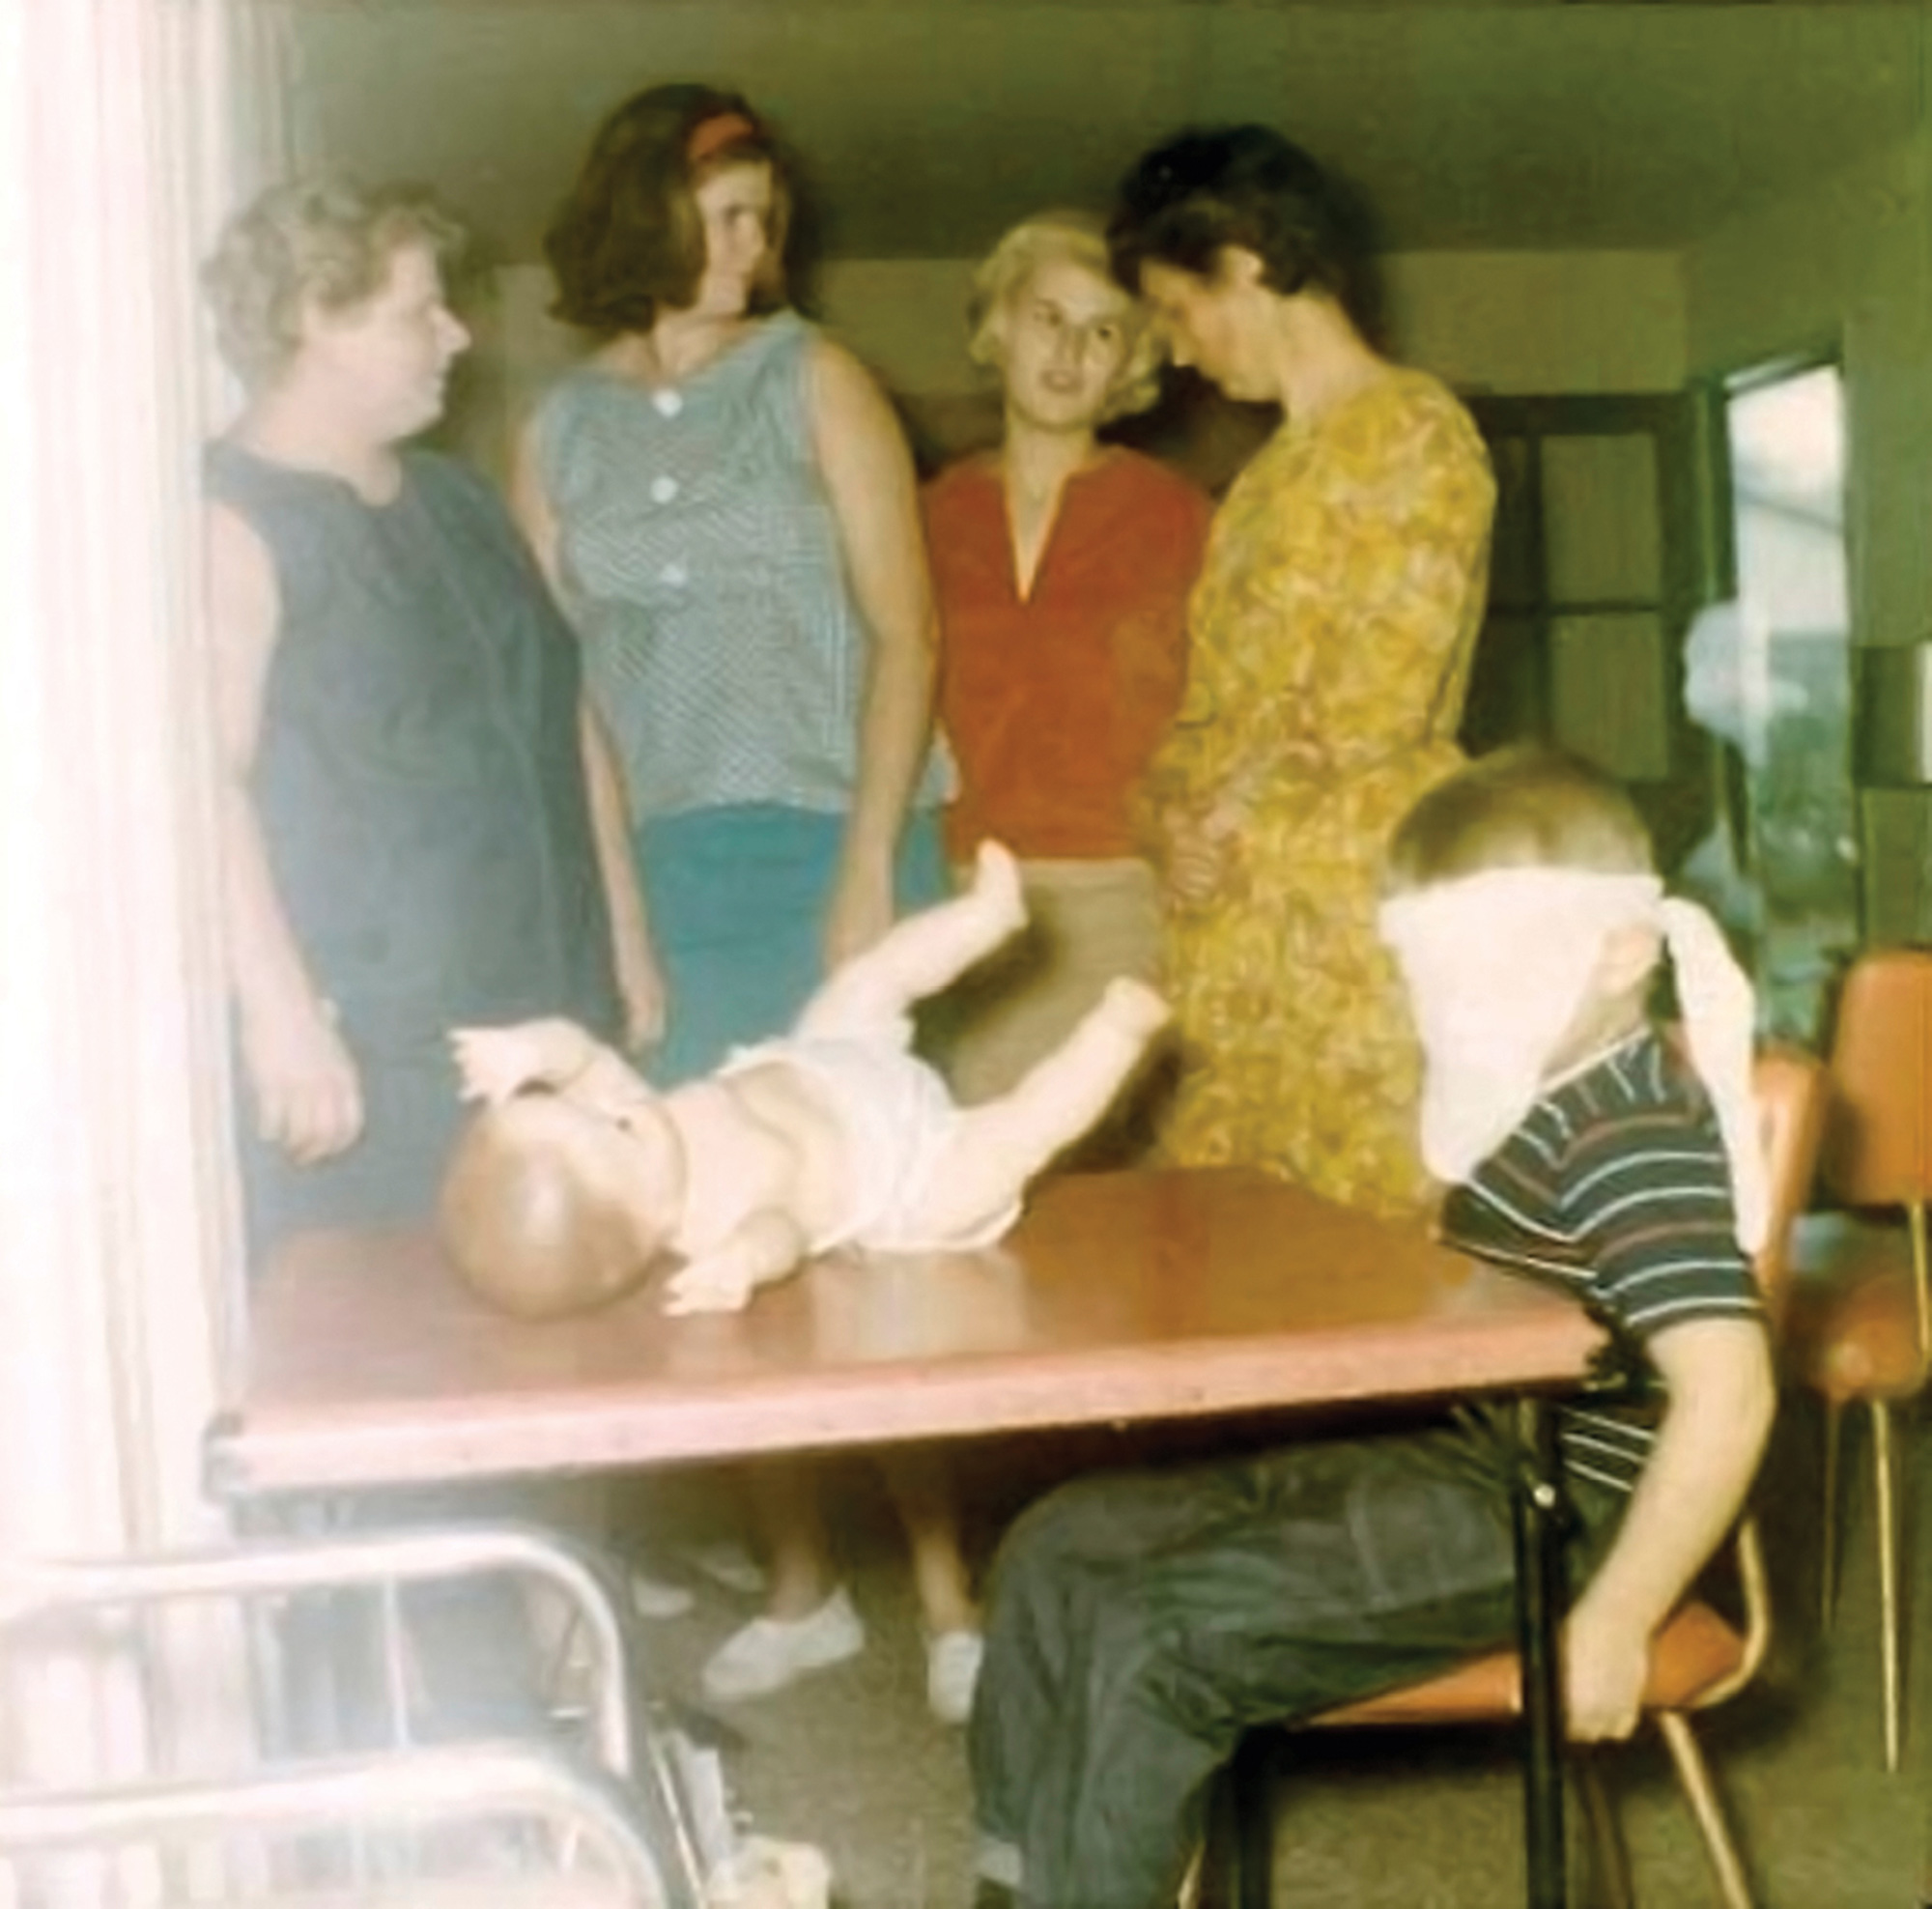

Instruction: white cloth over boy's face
[1377,869,1768,1255]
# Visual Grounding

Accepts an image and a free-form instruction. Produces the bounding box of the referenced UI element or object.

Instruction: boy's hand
[450,1019,589,1106]
[1561,1596,1652,1741]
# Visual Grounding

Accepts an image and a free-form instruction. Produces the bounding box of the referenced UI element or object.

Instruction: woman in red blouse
[927,212,1211,1125]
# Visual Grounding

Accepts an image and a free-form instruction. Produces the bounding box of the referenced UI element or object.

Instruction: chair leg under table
[1656,1712,1754,1909]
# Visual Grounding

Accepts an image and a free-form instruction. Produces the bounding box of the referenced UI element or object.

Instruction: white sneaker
[627,1567,696,1621]
[925,1628,984,1725]
[700,1587,867,1702]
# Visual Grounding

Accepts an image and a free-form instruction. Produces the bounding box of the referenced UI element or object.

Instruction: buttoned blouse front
[532,311,951,820]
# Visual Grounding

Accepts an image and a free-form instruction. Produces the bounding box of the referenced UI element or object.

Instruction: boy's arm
[1562,1316,1775,1740]
[663,1210,811,1316]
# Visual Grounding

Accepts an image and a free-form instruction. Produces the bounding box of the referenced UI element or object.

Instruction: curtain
[0,0,293,1836]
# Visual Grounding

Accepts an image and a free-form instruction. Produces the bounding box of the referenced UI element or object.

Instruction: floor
[621,1392,1929,1909]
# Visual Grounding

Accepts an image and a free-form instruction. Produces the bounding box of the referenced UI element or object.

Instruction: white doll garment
[716,1035,1021,1254]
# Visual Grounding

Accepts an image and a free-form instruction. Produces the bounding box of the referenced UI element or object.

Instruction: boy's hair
[439,1100,651,1320]
[1386,745,1656,893]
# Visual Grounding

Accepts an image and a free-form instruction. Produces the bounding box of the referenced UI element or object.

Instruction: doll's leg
[798,841,1025,1040]
[910,979,1169,1240]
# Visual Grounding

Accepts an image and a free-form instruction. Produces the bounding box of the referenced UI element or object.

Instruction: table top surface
[208,1168,1605,1497]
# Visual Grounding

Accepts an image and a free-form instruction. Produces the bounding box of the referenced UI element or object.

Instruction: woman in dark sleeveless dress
[201,179,630,1266]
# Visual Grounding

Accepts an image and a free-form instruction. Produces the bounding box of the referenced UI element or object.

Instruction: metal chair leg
[1873,1400,1904,1774]
[1575,1752,1634,1909]
[1820,1399,1843,1630]
[1656,1712,1754,1909]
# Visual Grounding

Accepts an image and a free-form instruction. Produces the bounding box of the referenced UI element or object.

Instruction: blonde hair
[439,1100,652,1320]
[967,210,1163,422]
[202,177,465,390]
[1386,746,1656,895]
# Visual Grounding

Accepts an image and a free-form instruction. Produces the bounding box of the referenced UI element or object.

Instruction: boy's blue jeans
[968,1415,1622,1909]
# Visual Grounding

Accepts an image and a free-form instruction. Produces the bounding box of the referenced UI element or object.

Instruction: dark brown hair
[439,1102,653,1320]
[1386,745,1656,894]
[1108,124,1384,345]
[544,82,791,335]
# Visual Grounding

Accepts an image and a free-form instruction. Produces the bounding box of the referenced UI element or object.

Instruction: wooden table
[207,1167,1604,1907]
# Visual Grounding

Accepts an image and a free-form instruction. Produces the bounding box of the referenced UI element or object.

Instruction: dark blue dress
[208,442,618,1266]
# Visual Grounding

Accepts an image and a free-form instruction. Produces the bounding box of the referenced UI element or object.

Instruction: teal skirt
[635,803,948,1086]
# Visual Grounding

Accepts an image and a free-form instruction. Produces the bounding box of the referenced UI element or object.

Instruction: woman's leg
[879,1446,982,1724]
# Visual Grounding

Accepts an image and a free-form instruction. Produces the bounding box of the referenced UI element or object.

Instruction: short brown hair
[202,177,465,390]
[439,1101,651,1320]
[544,83,791,335]
[1386,746,1656,894]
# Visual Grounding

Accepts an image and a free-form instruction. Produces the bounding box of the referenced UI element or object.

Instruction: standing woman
[1112,128,1495,1217]
[516,85,960,1713]
[203,179,625,1265]
[517,83,951,1085]
[928,212,1209,1123]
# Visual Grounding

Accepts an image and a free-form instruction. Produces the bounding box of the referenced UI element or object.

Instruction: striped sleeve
[1558,1098,1760,1340]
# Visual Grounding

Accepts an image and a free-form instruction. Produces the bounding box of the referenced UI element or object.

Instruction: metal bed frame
[0,1524,716,1907]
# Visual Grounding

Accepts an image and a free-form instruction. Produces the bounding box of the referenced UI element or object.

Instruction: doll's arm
[663,1210,812,1317]
[451,1018,653,1121]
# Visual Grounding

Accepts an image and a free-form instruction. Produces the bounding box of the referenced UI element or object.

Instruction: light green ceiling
[286,4,1926,263]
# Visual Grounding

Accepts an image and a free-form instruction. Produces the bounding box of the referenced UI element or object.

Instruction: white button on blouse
[649,475,679,504]
[659,561,689,588]
[652,389,683,418]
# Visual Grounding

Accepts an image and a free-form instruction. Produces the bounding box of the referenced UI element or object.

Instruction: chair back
[1748,1046,1829,1331]
[1819,946,1932,1210]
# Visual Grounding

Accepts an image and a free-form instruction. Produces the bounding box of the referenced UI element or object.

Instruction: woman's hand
[241,991,364,1165]
[1160,799,1247,910]
[614,929,668,1053]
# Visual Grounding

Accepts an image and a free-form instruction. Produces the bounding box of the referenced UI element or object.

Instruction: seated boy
[440,841,1170,1318]
[967,746,1776,1909]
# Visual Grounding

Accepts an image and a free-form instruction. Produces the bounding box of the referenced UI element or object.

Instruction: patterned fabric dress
[1145,367,1495,1215]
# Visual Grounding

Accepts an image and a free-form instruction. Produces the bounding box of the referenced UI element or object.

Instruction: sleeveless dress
[1144,369,1495,1216]
[208,442,618,1263]
[530,313,951,1083]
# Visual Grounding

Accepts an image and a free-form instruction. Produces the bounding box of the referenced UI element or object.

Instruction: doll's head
[439,1095,676,1319]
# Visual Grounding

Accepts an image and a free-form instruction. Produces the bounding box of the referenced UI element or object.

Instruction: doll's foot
[1098,977,1171,1042]
[971,840,1027,935]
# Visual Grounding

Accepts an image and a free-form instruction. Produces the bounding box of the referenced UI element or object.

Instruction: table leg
[1513,1396,1568,1909]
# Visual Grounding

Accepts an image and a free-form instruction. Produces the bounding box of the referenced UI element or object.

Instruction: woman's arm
[511,414,665,1049]
[206,500,364,1165]
[807,336,940,968]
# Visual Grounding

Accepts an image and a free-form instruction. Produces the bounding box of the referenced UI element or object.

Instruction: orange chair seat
[1786,1218,1925,1402]
[1316,1599,1747,1727]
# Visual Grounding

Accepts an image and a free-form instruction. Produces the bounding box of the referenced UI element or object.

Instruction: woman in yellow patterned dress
[1109,126,1496,1215]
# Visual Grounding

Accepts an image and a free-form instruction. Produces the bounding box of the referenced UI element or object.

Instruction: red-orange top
[926,448,1211,862]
